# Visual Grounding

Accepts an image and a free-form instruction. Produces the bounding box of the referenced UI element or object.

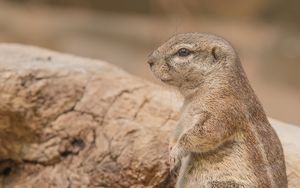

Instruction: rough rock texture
[0,44,299,188]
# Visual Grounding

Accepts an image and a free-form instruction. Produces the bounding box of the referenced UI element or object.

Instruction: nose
[147,59,155,67]
[147,53,156,67]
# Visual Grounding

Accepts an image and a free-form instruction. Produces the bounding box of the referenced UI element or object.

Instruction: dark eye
[177,48,191,57]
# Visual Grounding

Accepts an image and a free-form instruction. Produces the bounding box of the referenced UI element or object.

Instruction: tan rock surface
[0,44,298,187]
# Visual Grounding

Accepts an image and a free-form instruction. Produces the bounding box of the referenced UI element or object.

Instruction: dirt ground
[0,2,299,125]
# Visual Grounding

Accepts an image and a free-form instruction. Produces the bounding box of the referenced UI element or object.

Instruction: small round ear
[211,46,226,62]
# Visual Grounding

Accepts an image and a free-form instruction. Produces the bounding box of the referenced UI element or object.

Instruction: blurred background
[0,0,299,125]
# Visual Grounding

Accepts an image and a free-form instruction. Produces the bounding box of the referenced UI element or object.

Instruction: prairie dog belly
[177,141,256,188]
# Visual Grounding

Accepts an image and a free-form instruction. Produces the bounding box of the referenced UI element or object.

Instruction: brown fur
[148,33,287,188]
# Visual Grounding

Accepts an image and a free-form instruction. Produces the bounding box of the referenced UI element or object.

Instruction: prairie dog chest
[178,103,204,131]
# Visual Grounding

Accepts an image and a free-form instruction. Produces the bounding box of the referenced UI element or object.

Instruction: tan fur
[148,33,287,188]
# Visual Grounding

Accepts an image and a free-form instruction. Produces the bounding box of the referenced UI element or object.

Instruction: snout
[147,58,155,68]
[147,51,158,68]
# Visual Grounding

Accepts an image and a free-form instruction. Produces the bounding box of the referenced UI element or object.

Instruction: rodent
[147,33,287,188]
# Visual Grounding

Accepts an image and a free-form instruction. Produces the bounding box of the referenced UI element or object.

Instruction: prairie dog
[148,33,287,188]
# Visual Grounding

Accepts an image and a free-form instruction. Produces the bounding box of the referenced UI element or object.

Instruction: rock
[270,119,300,187]
[0,44,299,187]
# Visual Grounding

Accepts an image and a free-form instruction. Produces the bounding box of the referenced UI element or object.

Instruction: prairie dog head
[148,33,238,88]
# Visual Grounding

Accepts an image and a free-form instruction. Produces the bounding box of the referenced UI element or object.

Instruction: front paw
[169,145,187,177]
[170,160,181,178]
